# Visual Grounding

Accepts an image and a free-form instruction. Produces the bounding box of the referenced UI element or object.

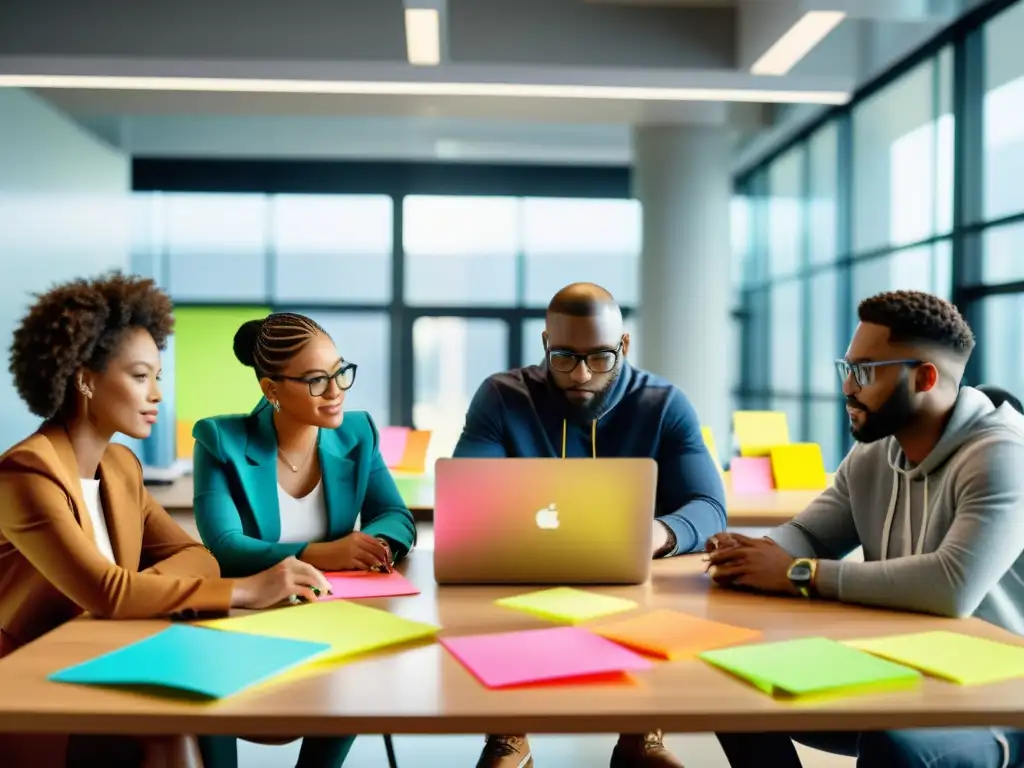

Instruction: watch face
[789,562,811,582]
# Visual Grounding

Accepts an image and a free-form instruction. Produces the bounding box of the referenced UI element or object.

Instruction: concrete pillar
[632,125,733,464]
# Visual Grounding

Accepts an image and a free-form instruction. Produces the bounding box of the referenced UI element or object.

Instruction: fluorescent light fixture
[750,11,846,76]
[0,74,850,104]
[405,8,441,66]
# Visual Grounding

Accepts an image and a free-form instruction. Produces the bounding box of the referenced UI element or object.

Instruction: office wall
[0,89,130,450]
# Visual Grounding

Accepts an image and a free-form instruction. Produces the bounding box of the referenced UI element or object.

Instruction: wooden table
[1,551,1022,737]
[149,475,819,529]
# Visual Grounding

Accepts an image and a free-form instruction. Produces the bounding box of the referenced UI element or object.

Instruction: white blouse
[79,478,116,563]
[277,479,329,544]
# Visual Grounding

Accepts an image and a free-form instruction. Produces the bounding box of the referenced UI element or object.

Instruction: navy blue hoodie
[452,361,727,555]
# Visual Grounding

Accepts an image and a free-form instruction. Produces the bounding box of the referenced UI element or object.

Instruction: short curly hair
[857,290,975,359]
[9,271,174,420]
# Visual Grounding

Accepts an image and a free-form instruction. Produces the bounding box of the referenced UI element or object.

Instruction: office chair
[977,384,1024,414]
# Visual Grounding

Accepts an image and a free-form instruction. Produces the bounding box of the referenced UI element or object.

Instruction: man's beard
[548,365,621,422]
[848,375,917,443]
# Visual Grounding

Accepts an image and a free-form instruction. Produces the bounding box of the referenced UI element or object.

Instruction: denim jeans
[716,728,1023,768]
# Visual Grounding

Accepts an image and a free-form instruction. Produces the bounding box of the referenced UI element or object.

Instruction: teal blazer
[192,400,417,577]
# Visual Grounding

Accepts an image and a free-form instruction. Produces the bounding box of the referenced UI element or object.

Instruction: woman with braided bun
[0,272,330,768]
[191,312,416,767]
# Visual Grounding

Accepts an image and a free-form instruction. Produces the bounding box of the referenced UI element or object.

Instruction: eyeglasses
[547,341,623,375]
[834,358,921,388]
[273,362,357,397]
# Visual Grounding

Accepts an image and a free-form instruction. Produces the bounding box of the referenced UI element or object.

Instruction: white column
[632,125,733,463]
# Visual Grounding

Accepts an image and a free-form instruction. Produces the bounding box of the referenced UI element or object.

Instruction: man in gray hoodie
[709,290,1024,768]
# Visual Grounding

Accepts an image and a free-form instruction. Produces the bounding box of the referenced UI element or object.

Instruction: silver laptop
[433,457,657,585]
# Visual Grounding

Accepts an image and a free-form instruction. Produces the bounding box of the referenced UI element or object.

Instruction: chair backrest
[976,384,1024,414]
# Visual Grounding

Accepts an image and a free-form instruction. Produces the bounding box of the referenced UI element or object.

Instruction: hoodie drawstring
[880,440,932,560]
[561,418,597,459]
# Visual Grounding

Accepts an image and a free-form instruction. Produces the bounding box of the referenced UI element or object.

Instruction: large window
[132,187,639,468]
[733,28,995,475]
[851,50,954,254]
[983,0,1024,221]
[403,196,519,307]
[412,318,508,462]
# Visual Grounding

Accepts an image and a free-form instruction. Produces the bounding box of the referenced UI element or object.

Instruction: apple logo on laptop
[535,503,560,530]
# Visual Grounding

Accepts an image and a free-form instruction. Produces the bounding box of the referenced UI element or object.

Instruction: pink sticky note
[322,570,421,600]
[730,457,776,493]
[379,427,410,469]
[440,626,653,689]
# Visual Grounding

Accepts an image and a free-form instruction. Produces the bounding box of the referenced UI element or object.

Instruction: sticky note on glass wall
[770,443,828,490]
[733,411,790,457]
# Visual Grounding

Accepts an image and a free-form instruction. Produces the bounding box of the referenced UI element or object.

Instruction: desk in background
[0,550,1020,738]
[151,472,826,531]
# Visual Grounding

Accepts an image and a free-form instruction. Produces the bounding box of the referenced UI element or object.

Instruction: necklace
[277,437,317,473]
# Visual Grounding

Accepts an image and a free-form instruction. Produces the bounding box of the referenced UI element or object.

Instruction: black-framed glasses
[835,358,922,388]
[273,362,357,397]
[547,340,624,375]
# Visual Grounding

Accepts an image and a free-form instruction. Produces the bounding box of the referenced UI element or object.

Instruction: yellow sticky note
[200,601,439,662]
[495,587,638,625]
[733,411,790,457]
[701,427,722,471]
[846,631,1024,686]
[770,443,828,490]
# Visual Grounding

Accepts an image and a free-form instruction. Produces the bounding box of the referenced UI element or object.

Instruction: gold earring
[271,400,281,412]
[78,385,92,399]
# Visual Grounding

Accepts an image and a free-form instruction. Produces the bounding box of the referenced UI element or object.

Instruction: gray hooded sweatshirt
[770,386,1024,636]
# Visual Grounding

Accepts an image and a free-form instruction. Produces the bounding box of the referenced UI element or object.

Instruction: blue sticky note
[49,624,330,699]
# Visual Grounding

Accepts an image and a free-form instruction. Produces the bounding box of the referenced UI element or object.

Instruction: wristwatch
[654,521,677,558]
[787,558,818,597]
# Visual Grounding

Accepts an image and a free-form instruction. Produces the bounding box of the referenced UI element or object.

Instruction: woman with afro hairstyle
[0,272,331,768]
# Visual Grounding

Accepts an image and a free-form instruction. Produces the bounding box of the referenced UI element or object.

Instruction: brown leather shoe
[476,734,534,768]
[609,731,684,767]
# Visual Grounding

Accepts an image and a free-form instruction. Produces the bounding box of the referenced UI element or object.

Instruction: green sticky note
[495,587,638,624]
[700,636,921,699]
[846,630,1024,686]
[175,306,269,423]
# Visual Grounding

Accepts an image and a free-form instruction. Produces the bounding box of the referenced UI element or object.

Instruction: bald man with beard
[454,283,726,768]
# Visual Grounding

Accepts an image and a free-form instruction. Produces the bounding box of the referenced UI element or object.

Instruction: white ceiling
[0,0,974,165]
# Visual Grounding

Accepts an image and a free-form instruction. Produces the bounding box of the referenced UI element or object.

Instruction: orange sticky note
[770,443,828,490]
[733,411,790,457]
[592,610,762,660]
[394,430,432,473]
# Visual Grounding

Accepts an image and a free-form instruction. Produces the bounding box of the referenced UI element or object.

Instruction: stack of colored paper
[495,587,638,624]
[846,631,1024,685]
[700,636,921,699]
[592,610,762,660]
[201,600,439,662]
[49,625,330,699]
[441,626,653,689]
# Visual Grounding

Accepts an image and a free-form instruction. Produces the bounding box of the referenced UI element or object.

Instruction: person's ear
[621,332,630,358]
[75,369,95,399]
[259,377,278,403]
[916,363,939,393]
[541,330,549,351]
